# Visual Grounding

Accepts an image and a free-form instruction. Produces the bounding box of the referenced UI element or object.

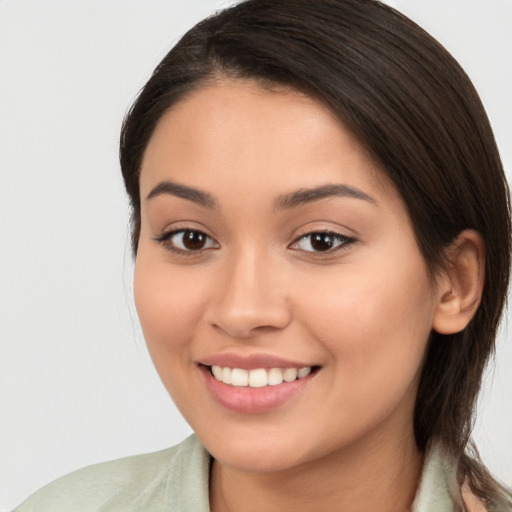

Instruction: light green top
[14,434,455,512]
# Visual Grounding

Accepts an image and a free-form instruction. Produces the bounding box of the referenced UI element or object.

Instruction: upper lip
[198,353,316,370]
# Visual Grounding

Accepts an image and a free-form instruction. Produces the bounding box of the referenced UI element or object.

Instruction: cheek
[297,252,435,393]
[133,251,207,359]
[133,252,214,416]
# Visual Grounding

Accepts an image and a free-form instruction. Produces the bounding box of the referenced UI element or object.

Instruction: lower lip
[199,365,315,414]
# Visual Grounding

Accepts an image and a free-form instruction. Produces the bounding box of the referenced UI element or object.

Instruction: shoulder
[413,441,493,512]
[412,443,490,512]
[13,435,210,512]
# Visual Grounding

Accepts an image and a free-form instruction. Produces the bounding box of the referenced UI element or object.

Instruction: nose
[207,248,292,339]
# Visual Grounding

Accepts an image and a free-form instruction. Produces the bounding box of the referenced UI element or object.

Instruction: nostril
[210,321,284,340]
[208,293,292,338]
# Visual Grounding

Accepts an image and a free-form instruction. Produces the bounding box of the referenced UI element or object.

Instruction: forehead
[140,79,394,201]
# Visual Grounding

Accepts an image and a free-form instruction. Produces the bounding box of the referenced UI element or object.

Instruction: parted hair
[120,1,512,509]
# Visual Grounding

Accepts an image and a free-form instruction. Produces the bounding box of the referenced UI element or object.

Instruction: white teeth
[297,367,311,379]
[231,368,249,387]
[212,365,223,380]
[221,366,232,384]
[267,368,283,386]
[249,368,268,388]
[210,365,313,387]
[283,367,298,382]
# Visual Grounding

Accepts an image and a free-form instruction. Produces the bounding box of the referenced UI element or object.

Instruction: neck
[209,426,424,512]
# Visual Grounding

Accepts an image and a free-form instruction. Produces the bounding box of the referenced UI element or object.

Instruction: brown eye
[182,230,207,250]
[157,229,219,252]
[291,231,355,253]
[310,233,336,251]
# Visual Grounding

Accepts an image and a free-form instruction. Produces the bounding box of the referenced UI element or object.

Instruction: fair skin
[134,79,484,512]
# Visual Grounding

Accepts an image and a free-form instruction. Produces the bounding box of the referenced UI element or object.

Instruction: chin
[210,441,308,474]
[196,421,338,474]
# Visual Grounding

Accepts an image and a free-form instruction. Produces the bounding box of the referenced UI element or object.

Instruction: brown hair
[120,0,511,509]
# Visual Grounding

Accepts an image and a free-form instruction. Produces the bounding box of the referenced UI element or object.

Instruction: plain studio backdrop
[0,1,511,510]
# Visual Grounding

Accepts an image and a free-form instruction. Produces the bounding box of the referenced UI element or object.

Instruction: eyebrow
[146,180,218,210]
[274,183,377,210]
[146,180,376,211]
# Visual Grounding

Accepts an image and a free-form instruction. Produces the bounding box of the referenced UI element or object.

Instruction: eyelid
[153,227,220,254]
[152,220,216,243]
[288,229,356,254]
[152,223,356,256]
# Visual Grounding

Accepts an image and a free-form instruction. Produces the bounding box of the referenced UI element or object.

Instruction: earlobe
[432,230,485,335]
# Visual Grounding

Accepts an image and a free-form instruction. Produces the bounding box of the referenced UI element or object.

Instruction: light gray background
[1,1,511,510]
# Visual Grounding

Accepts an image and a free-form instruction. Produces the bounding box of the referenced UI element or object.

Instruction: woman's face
[135,80,441,473]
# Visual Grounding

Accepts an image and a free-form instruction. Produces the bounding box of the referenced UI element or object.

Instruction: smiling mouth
[208,365,317,388]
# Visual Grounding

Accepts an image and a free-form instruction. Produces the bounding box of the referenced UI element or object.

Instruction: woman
[14,0,512,510]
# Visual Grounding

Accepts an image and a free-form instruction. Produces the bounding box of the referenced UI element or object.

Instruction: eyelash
[289,231,356,254]
[154,229,356,256]
[154,229,219,254]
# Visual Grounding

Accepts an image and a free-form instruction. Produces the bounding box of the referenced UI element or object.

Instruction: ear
[432,230,485,335]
